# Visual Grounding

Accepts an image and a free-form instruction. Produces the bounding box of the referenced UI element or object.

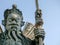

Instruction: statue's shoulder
[0,26,4,38]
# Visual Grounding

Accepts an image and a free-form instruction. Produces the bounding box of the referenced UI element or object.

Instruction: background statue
[0,3,45,45]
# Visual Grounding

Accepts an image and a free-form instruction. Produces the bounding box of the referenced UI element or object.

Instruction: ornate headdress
[4,4,23,21]
[2,4,24,26]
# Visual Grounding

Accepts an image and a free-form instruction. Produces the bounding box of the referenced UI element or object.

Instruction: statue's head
[2,4,24,31]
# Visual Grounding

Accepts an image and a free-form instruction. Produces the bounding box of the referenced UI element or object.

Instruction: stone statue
[0,4,45,45]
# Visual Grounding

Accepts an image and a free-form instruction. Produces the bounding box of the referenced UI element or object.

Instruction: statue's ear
[21,21,25,27]
[2,20,5,26]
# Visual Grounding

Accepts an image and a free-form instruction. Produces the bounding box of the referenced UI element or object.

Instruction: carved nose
[12,20,16,24]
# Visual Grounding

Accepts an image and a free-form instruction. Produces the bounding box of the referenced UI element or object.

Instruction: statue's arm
[0,26,3,42]
[0,26,3,34]
[0,26,5,45]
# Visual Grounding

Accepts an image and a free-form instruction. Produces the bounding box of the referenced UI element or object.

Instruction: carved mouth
[11,27,16,28]
[9,24,18,26]
[11,27,17,31]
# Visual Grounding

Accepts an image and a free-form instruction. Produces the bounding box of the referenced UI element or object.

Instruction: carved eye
[8,19,12,22]
[17,18,20,20]
[16,18,20,22]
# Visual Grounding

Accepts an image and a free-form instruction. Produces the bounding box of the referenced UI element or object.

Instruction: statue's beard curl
[7,29,22,41]
[5,25,22,41]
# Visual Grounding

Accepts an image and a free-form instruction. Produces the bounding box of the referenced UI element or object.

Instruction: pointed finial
[12,4,17,9]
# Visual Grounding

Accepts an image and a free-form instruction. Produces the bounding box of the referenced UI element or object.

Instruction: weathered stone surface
[0,4,45,45]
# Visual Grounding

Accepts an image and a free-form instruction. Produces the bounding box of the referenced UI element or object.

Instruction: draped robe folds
[0,30,35,45]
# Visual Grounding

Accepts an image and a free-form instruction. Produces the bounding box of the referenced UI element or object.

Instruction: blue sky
[0,0,60,45]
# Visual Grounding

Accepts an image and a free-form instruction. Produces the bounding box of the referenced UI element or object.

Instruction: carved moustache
[8,24,19,26]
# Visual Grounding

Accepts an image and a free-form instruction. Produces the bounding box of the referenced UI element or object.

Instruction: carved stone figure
[0,3,45,45]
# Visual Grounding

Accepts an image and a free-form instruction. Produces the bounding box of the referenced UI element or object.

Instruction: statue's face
[5,13,22,31]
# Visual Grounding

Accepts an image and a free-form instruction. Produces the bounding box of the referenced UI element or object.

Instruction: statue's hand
[34,28,45,40]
